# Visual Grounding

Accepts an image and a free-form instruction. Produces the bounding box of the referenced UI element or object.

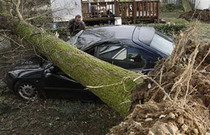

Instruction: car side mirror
[49,66,55,72]
[44,63,53,70]
[45,73,52,78]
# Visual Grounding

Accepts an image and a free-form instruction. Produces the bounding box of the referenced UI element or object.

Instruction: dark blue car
[5,25,174,101]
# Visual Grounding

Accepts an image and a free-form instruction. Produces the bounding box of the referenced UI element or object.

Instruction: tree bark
[0,14,143,116]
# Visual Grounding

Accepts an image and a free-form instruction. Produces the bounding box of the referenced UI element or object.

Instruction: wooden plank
[139,2,142,17]
[142,2,144,17]
[83,17,114,22]
[153,1,155,17]
[132,0,136,24]
[156,1,160,22]
[145,2,148,17]
[148,1,151,18]
[114,0,120,16]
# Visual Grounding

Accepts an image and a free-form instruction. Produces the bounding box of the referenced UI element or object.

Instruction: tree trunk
[0,14,143,116]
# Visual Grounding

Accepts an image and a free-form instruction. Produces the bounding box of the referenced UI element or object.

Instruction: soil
[108,101,209,135]
[180,10,210,23]
[0,90,122,135]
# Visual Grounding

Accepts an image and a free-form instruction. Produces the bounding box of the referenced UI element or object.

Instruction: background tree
[181,0,192,12]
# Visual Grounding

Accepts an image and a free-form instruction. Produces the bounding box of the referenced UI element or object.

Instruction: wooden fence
[82,0,160,24]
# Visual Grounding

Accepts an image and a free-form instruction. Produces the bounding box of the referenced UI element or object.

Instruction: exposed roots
[109,24,210,134]
[108,101,210,135]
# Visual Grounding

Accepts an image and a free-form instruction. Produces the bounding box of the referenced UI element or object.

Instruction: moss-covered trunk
[0,15,143,116]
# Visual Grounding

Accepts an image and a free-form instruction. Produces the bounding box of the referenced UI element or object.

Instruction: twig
[0,30,11,32]
[25,10,51,21]
[0,47,32,55]
[0,33,25,48]
[136,75,172,102]
[195,48,210,70]
[12,0,25,21]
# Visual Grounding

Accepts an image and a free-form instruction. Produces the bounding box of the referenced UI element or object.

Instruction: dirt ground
[0,80,122,135]
[0,88,122,135]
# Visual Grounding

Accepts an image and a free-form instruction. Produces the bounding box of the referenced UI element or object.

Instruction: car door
[95,44,129,69]
[43,66,84,91]
[126,47,147,69]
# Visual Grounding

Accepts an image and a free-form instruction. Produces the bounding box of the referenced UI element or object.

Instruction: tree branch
[12,0,24,21]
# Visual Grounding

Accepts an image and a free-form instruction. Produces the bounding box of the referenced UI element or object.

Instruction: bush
[138,23,188,36]
[160,3,183,12]
[153,24,187,36]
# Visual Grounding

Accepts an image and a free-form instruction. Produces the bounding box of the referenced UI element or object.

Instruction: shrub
[160,3,183,12]
[153,24,187,36]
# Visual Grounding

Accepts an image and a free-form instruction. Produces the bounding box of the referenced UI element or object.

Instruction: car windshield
[150,33,174,56]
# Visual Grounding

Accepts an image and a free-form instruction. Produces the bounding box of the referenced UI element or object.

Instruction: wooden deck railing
[82,0,160,23]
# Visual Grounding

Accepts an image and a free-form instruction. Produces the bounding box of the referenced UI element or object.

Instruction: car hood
[14,64,41,69]
[8,64,43,78]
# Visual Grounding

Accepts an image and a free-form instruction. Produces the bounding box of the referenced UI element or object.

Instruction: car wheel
[15,81,40,101]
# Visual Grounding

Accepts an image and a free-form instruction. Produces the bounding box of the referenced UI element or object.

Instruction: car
[4,25,174,101]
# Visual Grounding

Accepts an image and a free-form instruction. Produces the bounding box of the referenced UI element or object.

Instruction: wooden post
[148,1,151,18]
[156,0,160,23]
[114,0,119,17]
[132,0,136,24]
[81,0,84,18]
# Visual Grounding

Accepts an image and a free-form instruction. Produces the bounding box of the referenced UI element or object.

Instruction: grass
[0,87,123,135]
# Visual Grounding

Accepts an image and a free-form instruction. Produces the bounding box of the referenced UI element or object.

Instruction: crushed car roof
[88,25,136,40]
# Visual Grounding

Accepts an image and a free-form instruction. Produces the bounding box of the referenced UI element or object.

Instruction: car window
[97,45,146,69]
[127,48,146,69]
[150,33,174,56]
[98,46,127,60]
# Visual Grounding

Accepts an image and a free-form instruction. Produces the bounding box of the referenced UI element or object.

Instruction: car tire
[14,81,40,101]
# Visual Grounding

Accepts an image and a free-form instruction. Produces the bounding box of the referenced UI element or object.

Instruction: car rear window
[150,33,174,55]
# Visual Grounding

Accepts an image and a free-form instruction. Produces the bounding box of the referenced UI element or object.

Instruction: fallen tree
[1,1,210,134]
[0,14,143,116]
